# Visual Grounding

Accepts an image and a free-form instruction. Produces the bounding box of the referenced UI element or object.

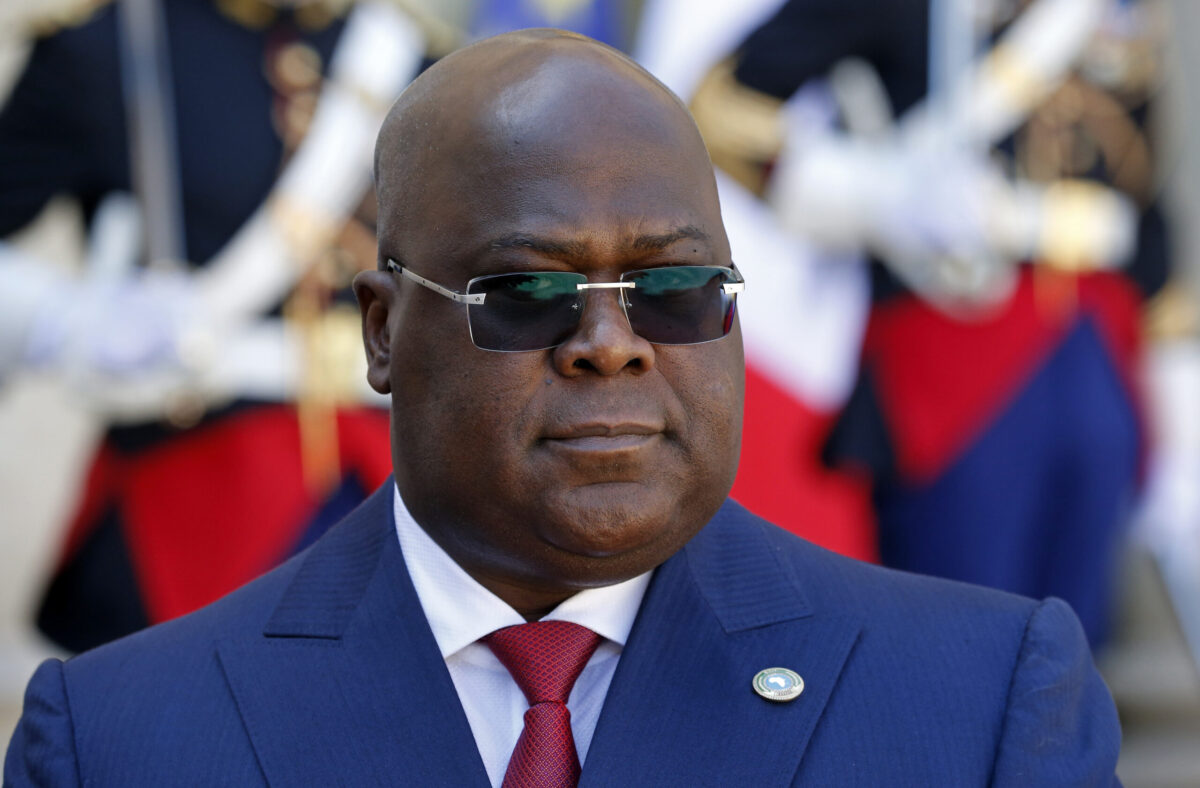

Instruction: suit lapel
[216,483,490,787]
[581,503,861,786]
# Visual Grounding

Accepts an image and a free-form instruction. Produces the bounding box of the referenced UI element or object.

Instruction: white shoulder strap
[904,0,1107,148]
[196,1,424,329]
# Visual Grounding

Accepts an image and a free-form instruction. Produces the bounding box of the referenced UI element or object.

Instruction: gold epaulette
[1146,283,1200,341]
[15,0,111,38]
[384,0,464,58]
[215,0,355,31]
[689,58,785,197]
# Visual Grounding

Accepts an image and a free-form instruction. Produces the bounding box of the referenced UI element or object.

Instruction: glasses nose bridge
[571,279,638,338]
[575,281,634,301]
[553,278,654,374]
[575,280,635,327]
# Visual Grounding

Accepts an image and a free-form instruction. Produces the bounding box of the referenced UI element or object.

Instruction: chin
[538,482,695,560]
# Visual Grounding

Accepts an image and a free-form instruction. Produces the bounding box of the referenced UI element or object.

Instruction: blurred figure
[691,0,1170,647]
[0,0,429,651]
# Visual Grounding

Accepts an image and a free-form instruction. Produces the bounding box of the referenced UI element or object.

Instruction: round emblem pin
[752,667,805,702]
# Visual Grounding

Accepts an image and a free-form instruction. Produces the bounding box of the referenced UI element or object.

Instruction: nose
[551,288,655,376]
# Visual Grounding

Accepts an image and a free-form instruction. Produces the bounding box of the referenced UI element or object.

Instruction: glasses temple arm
[386,260,486,305]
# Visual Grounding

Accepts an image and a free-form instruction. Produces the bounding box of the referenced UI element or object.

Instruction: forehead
[381,56,728,278]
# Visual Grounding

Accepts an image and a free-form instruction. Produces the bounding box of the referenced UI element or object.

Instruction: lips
[542,421,664,451]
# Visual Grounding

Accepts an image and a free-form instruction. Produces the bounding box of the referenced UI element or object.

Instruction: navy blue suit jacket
[5,484,1120,785]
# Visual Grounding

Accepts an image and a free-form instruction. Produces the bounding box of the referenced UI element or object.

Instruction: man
[6,29,1119,785]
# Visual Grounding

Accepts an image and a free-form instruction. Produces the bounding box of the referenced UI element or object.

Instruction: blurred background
[1,0,1198,783]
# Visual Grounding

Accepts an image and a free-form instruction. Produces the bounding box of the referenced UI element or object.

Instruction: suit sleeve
[989,597,1121,787]
[4,659,82,787]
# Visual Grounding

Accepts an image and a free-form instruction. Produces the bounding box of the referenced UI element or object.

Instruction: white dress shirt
[393,485,652,788]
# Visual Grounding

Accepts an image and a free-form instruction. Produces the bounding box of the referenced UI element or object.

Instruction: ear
[353,269,397,395]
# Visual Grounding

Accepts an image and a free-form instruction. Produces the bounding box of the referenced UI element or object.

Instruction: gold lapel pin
[752,667,804,702]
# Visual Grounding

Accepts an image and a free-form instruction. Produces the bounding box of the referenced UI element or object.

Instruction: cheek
[662,344,745,484]
[391,340,547,468]
[638,350,739,510]
[690,369,744,462]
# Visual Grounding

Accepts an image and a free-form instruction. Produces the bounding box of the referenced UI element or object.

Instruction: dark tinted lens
[466,271,587,351]
[623,266,736,344]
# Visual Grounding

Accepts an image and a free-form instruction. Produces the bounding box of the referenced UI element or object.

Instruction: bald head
[373,29,715,251]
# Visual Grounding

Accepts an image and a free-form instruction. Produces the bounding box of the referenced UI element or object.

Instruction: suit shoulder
[687,501,1117,782]
[27,489,395,781]
[717,499,1039,630]
[29,549,305,778]
[63,486,393,681]
[65,545,305,679]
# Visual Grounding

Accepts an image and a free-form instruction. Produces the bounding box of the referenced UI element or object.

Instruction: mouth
[542,422,664,452]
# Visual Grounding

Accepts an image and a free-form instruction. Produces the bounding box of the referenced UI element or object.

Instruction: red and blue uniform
[731,0,1166,646]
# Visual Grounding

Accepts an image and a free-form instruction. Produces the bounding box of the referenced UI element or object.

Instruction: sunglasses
[386,259,745,352]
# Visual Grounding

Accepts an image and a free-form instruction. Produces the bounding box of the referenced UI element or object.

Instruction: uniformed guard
[688,0,1171,647]
[0,0,432,651]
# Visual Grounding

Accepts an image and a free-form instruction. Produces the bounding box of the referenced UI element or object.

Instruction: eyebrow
[486,225,711,258]
[631,225,711,252]
[488,235,586,258]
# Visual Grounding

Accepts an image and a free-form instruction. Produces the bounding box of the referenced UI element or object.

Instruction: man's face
[362,53,743,612]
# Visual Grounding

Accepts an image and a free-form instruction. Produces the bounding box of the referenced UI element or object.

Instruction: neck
[469,572,578,622]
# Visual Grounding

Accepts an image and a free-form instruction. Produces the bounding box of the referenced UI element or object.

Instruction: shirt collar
[393,483,652,658]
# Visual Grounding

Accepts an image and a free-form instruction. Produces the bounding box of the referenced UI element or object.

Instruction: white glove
[870,140,1017,307]
[769,115,1135,316]
[768,129,1017,311]
[27,270,207,372]
[0,193,152,382]
[15,194,220,417]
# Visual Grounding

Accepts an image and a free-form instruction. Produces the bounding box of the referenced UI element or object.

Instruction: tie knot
[484,621,602,706]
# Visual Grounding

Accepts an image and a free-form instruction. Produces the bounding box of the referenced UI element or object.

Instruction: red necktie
[484,621,603,788]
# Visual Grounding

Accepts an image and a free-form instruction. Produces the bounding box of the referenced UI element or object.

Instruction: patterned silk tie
[484,621,603,788]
